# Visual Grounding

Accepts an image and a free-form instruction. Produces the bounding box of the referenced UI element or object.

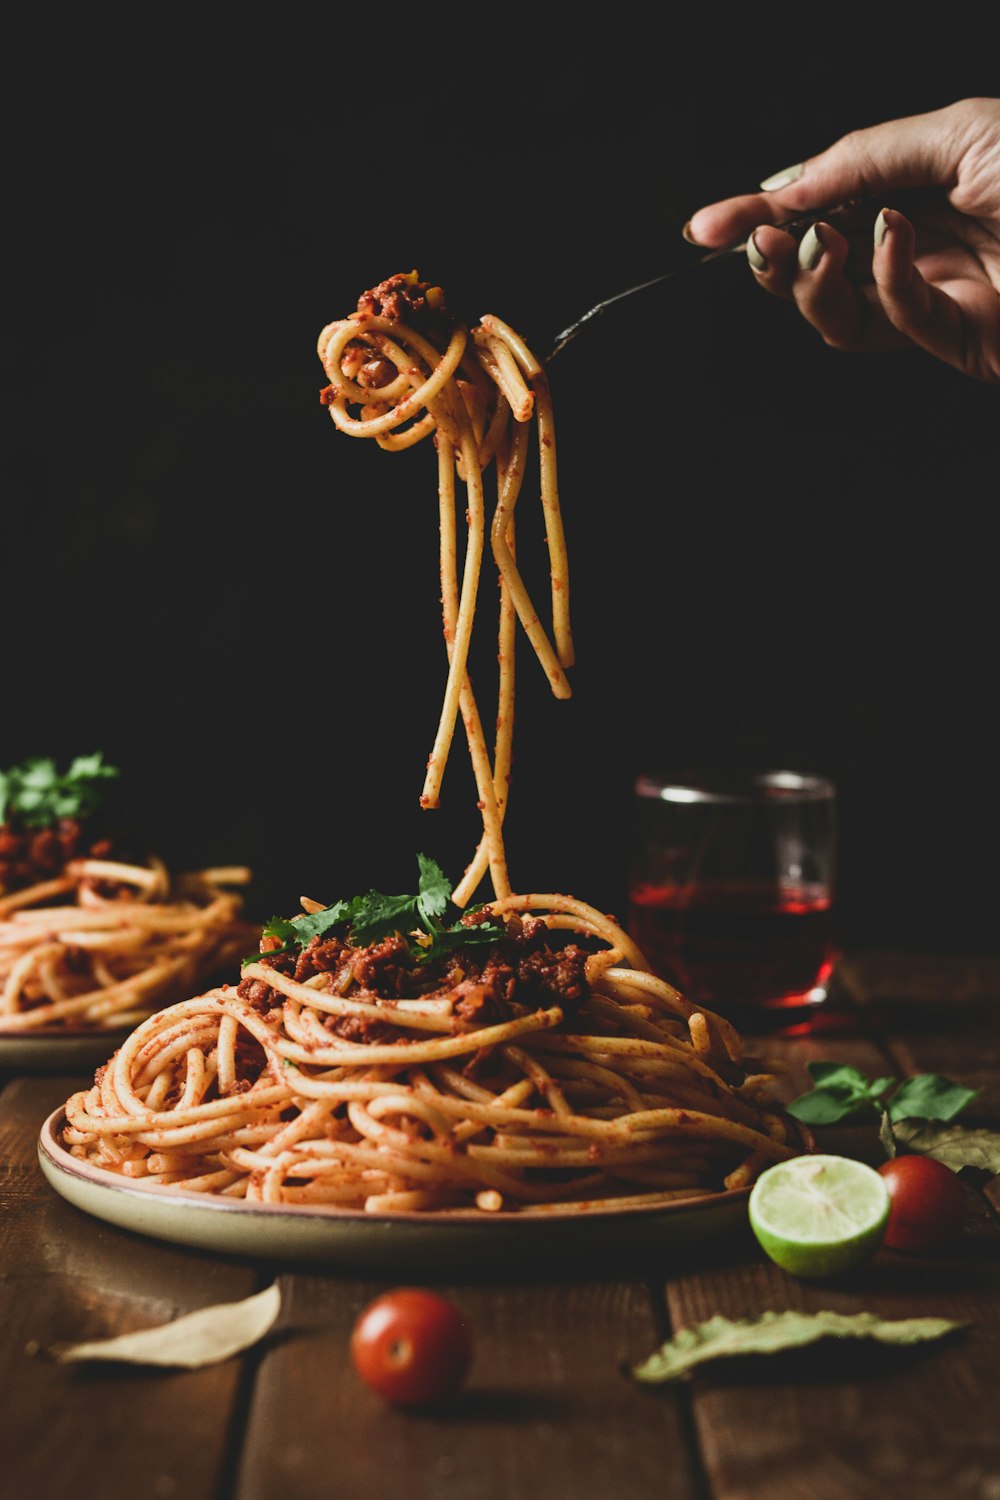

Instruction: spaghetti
[317,271,571,904]
[1,857,254,1034]
[61,890,795,1210]
[58,273,797,1212]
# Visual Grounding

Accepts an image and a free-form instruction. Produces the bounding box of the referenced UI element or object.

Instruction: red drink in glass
[628,771,838,1030]
[628,879,836,1015]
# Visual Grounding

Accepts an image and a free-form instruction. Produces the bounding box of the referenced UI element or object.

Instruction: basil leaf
[888,1075,980,1123]
[786,1085,874,1125]
[806,1062,873,1090]
[786,1062,976,1137]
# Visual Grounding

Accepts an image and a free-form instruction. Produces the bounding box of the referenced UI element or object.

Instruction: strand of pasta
[317,298,572,903]
[0,860,253,1033]
[61,890,793,1211]
[451,424,525,906]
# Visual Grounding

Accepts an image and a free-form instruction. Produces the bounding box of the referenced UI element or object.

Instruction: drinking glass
[627,769,838,1030]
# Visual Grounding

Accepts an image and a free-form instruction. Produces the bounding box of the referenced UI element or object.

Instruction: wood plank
[665,960,1000,1500]
[0,1075,260,1500]
[666,1209,1000,1500]
[234,1273,702,1500]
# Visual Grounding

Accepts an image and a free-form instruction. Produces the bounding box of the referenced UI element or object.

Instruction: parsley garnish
[0,753,120,828]
[243,855,505,967]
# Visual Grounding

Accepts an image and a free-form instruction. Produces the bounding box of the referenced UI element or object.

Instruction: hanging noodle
[316,274,572,904]
[58,273,797,1212]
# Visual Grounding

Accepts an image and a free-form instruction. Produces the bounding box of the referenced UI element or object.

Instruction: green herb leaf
[347,889,421,947]
[416,853,451,923]
[412,915,507,965]
[891,1119,1000,1174]
[807,1063,871,1090]
[0,753,119,828]
[785,1062,889,1124]
[631,1310,967,1384]
[786,1083,873,1126]
[786,1063,977,1133]
[241,856,507,968]
[887,1075,980,1123]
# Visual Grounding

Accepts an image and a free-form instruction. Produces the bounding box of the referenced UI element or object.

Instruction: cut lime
[748,1154,890,1279]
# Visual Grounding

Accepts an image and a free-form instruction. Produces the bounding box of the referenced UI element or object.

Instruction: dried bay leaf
[632,1310,966,1383]
[891,1119,1000,1174]
[48,1282,281,1368]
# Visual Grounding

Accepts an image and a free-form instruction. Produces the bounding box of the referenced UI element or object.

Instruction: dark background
[3,21,997,953]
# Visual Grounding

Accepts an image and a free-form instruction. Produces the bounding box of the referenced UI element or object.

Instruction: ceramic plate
[0,1028,127,1074]
[37,1108,774,1271]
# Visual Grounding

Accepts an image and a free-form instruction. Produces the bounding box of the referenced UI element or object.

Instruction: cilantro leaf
[347,889,421,947]
[412,915,507,965]
[0,753,119,828]
[241,856,505,968]
[416,853,451,924]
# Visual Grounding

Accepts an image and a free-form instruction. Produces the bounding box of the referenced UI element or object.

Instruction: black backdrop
[3,21,997,953]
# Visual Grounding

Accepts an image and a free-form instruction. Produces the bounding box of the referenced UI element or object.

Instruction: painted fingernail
[874,207,891,247]
[682,220,700,244]
[759,161,804,192]
[746,231,768,273]
[797,223,824,271]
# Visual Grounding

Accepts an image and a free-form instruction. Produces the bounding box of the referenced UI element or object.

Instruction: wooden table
[2,952,998,1500]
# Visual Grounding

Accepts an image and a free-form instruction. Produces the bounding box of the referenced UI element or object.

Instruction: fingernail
[874,207,891,247]
[746,231,768,273]
[682,220,700,244]
[759,161,804,192]
[797,223,824,271]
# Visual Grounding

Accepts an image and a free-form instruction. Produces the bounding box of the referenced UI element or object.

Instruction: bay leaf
[892,1118,1000,1174]
[632,1309,965,1383]
[49,1282,281,1368]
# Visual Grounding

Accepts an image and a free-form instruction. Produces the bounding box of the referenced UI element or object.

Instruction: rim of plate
[1,1025,131,1041]
[38,1106,774,1227]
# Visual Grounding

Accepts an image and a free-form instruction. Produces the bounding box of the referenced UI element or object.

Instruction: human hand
[686,98,1000,383]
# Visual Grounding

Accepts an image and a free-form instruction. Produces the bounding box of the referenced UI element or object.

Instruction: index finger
[686,102,965,249]
[686,192,804,249]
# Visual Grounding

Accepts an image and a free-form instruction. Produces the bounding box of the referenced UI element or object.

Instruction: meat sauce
[320,271,457,401]
[237,912,589,1046]
[0,816,114,895]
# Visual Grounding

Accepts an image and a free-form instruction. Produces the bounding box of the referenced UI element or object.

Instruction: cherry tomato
[350,1289,473,1406]
[877,1153,968,1252]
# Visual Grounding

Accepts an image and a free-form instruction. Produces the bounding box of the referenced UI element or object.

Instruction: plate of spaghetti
[1,754,255,1068]
[41,273,809,1261]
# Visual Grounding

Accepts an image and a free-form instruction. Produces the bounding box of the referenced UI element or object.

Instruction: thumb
[759,103,962,214]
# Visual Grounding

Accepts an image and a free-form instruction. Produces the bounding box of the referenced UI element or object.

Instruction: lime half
[749,1154,890,1279]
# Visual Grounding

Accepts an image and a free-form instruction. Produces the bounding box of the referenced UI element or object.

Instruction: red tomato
[877,1153,968,1252]
[350,1289,472,1406]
